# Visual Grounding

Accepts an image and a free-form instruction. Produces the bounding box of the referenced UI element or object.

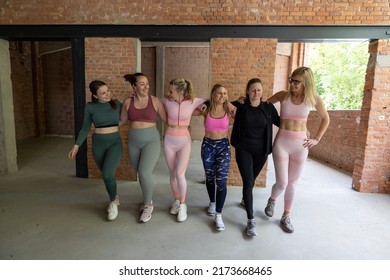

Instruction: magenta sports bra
[127,96,157,123]
[280,97,311,121]
[205,112,229,132]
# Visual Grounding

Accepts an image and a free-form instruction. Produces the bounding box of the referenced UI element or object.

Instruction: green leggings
[92,132,123,201]
[128,126,161,205]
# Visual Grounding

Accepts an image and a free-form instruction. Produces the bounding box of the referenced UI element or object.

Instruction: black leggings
[235,146,268,219]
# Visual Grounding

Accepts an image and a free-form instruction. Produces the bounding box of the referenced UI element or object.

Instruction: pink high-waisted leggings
[271,129,308,213]
[163,128,192,203]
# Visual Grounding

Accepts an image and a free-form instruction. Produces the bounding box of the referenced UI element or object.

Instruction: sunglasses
[288,78,302,85]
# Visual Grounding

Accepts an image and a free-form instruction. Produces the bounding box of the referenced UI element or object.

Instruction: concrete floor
[0,136,389,260]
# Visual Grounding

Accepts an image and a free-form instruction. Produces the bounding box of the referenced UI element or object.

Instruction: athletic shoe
[207,202,216,216]
[280,215,294,233]
[177,203,187,222]
[240,198,245,207]
[107,196,120,221]
[215,214,225,231]
[170,199,180,215]
[246,219,258,236]
[264,197,275,217]
[139,204,154,223]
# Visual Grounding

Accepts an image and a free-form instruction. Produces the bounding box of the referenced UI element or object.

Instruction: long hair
[169,78,195,101]
[89,80,117,109]
[208,83,229,115]
[245,78,262,101]
[287,66,317,107]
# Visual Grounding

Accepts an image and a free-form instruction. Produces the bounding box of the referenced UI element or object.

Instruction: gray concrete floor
[0,136,389,260]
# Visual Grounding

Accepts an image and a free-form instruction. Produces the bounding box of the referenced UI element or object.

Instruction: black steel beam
[71,38,88,178]
[0,24,389,42]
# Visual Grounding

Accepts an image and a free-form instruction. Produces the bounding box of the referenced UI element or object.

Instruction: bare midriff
[168,124,189,129]
[205,131,228,140]
[94,126,119,134]
[280,118,307,131]
[130,122,156,129]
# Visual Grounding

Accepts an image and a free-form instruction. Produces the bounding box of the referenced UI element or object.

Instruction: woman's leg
[129,127,161,205]
[235,147,255,220]
[214,138,230,214]
[92,132,122,201]
[201,137,217,203]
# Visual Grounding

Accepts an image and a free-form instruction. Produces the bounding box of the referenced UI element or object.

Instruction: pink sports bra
[127,96,157,123]
[280,97,311,121]
[205,112,229,132]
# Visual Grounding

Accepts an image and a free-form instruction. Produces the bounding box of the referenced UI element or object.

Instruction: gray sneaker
[264,197,275,217]
[170,199,180,215]
[246,219,258,236]
[280,215,294,233]
[139,204,153,223]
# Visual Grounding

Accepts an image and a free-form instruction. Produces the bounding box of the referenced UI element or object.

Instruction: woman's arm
[267,90,287,104]
[153,96,167,124]
[119,98,130,126]
[303,94,330,148]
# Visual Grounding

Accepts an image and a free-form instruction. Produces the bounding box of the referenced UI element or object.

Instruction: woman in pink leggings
[161,78,206,222]
[265,66,330,233]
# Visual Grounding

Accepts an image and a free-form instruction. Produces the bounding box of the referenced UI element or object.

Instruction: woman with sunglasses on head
[264,66,330,233]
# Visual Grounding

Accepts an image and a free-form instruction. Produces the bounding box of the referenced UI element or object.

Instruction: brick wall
[85,37,138,181]
[352,39,390,193]
[10,41,37,141]
[42,49,73,136]
[308,110,360,174]
[1,1,389,25]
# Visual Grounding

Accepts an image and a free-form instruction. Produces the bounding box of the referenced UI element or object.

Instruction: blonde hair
[208,84,230,115]
[287,66,317,107]
[169,78,195,101]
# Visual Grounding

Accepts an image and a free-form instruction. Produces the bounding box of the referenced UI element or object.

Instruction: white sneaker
[170,199,180,215]
[215,213,225,231]
[107,196,120,221]
[207,202,216,216]
[177,203,187,222]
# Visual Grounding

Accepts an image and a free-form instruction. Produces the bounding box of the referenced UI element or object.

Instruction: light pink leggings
[271,129,308,213]
[163,129,192,203]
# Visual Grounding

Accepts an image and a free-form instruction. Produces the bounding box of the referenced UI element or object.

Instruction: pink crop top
[205,113,229,132]
[280,97,311,121]
[127,96,157,123]
[161,97,206,126]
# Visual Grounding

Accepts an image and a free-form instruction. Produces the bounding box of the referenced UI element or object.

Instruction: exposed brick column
[210,38,277,187]
[84,38,139,181]
[352,39,390,193]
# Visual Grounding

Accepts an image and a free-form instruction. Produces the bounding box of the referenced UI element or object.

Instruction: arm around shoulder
[267,90,286,104]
